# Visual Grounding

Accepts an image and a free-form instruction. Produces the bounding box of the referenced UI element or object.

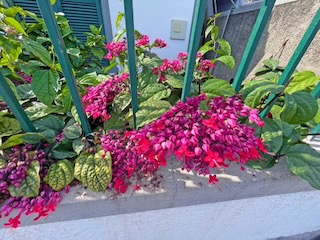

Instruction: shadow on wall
[207,0,320,82]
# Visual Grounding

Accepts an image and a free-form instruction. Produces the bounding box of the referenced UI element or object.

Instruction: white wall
[107,0,195,60]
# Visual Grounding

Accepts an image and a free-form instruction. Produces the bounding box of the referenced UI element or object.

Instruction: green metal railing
[0,0,319,135]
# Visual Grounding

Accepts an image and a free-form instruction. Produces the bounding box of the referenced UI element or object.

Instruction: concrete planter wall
[1,138,320,239]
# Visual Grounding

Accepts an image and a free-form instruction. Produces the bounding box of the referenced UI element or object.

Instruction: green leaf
[91,48,105,59]
[246,153,276,170]
[314,99,320,124]
[0,116,21,137]
[0,77,20,101]
[260,118,283,153]
[0,36,22,69]
[140,84,170,101]
[4,17,27,36]
[31,69,60,105]
[9,161,40,197]
[138,67,158,89]
[205,25,213,38]
[166,75,184,89]
[16,84,35,99]
[244,83,284,108]
[0,133,45,150]
[103,115,125,131]
[280,91,318,124]
[262,58,279,71]
[64,125,82,140]
[44,160,74,191]
[23,38,52,67]
[67,48,81,57]
[198,41,213,55]
[213,55,235,70]
[285,71,319,94]
[51,149,77,160]
[112,92,132,114]
[286,144,320,189]
[116,12,124,29]
[72,138,84,155]
[40,129,56,144]
[256,72,280,81]
[216,38,231,55]
[74,150,112,192]
[25,102,65,121]
[136,100,171,128]
[33,115,64,133]
[202,78,236,97]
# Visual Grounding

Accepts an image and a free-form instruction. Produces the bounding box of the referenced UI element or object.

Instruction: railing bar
[261,9,320,118]
[232,0,276,92]
[36,0,92,136]
[123,0,139,129]
[0,72,36,132]
[181,0,207,102]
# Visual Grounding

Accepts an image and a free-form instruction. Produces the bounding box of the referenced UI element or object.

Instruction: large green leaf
[202,78,236,97]
[244,83,284,108]
[16,84,35,99]
[113,92,132,114]
[33,115,64,133]
[166,75,184,89]
[260,118,283,153]
[285,71,319,94]
[77,72,100,86]
[280,91,318,124]
[138,67,158,89]
[0,35,22,68]
[64,125,82,140]
[9,161,40,197]
[0,133,45,150]
[140,84,170,101]
[136,100,171,128]
[23,38,52,67]
[4,17,27,36]
[25,102,65,121]
[246,153,276,170]
[286,144,320,190]
[213,55,235,70]
[44,160,74,191]
[216,38,231,56]
[74,150,112,192]
[31,69,60,105]
[262,58,279,71]
[0,116,21,137]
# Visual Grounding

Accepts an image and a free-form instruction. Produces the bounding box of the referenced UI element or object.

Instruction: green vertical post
[261,9,320,118]
[123,0,139,129]
[232,0,276,92]
[181,0,207,102]
[36,0,91,135]
[0,73,36,132]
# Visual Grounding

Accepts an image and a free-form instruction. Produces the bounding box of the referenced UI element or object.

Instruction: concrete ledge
[0,138,319,239]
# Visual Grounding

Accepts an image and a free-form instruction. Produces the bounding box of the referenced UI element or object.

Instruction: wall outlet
[170,20,187,40]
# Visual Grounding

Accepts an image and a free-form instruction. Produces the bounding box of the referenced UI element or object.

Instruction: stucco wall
[107,0,195,60]
[212,0,320,80]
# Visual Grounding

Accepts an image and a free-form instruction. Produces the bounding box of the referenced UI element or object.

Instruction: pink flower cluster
[135,34,150,47]
[101,95,267,193]
[104,40,127,60]
[82,73,129,121]
[1,185,62,228]
[153,52,215,82]
[153,38,167,48]
[101,130,161,194]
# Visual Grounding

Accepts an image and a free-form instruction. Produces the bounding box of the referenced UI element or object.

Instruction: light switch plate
[170,20,187,40]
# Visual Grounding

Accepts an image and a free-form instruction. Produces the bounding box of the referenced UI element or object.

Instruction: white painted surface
[1,191,320,240]
[107,0,195,59]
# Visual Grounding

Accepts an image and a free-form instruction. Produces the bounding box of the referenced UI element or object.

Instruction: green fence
[0,0,319,135]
